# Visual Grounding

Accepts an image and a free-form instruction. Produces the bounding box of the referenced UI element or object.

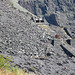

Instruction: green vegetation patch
[0,55,11,69]
[0,55,17,72]
[0,55,22,73]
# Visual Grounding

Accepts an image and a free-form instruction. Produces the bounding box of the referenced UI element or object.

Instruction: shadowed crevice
[60,45,74,57]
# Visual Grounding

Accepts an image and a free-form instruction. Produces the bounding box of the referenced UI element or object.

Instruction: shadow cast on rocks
[45,14,59,26]
[60,45,74,57]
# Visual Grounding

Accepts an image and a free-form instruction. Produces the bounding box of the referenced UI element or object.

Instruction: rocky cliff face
[18,0,75,26]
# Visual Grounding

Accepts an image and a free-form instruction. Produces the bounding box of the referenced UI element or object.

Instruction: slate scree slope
[0,0,75,75]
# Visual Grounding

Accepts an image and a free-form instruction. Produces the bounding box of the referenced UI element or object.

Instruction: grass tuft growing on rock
[0,55,11,69]
[0,55,35,75]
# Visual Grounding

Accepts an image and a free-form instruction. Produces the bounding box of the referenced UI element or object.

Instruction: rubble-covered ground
[0,0,75,75]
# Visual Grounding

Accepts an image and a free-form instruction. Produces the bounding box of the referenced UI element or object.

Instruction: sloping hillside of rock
[0,0,51,56]
[0,0,75,75]
[18,0,75,26]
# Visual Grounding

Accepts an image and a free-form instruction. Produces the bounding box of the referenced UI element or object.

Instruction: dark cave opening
[47,53,51,56]
[66,39,71,45]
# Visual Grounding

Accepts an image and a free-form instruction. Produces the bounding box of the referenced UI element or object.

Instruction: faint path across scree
[9,0,37,17]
